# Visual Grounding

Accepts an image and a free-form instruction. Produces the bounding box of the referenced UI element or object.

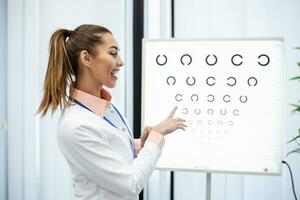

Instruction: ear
[80,50,93,68]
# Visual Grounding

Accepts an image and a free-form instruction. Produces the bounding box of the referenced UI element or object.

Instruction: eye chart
[141,39,284,175]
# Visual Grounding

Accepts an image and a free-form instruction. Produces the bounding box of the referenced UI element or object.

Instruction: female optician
[37,24,187,200]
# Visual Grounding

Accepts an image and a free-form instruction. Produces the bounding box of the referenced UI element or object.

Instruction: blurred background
[0,0,299,200]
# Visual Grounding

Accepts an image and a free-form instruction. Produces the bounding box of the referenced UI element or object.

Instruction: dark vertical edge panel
[133,0,144,199]
[171,0,175,38]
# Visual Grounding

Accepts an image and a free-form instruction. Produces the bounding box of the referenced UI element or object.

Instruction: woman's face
[88,33,124,88]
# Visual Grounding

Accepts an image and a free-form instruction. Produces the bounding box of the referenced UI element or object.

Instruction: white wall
[145,0,300,200]
[6,0,133,199]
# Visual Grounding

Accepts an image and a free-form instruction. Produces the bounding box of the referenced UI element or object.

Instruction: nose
[117,56,124,67]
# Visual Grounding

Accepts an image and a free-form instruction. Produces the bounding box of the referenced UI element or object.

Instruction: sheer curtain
[6,0,133,199]
[0,0,8,199]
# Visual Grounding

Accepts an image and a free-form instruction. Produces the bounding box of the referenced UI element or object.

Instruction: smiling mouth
[111,69,120,77]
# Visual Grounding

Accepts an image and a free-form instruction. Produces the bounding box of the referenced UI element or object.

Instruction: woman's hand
[152,106,187,136]
[140,126,152,148]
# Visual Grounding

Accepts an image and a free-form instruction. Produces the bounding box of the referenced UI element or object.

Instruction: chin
[105,82,117,88]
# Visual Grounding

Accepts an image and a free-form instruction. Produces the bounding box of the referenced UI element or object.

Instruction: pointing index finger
[168,106,178,118]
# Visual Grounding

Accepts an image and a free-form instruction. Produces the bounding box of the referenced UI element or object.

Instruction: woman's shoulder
[59,104,86,126]
[57,105,83,137]
[57,104,108,142]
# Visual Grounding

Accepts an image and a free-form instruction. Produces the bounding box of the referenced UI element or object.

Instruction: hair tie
[65,30,73,42]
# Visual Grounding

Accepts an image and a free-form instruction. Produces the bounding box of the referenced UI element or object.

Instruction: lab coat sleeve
[58,120,163,197]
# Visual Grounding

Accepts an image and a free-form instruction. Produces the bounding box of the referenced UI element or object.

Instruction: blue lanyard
[111,104,133,138]
[70,97,137,158]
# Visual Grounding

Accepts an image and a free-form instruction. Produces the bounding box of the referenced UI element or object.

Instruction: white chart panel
[142,39,284,175]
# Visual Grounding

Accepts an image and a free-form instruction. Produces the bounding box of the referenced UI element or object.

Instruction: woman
[37,24,187,200]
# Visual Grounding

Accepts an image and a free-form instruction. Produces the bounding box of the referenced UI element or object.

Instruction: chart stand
[206,173,211,200]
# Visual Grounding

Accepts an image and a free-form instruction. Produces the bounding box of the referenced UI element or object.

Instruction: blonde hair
[37,24,111,116]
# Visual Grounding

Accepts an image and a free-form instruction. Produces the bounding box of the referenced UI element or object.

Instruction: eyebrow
[109,46,120,51]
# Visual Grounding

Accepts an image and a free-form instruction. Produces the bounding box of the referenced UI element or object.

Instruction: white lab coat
[57,103,162,200]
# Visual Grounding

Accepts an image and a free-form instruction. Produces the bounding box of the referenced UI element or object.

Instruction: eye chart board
[141,38,284,175]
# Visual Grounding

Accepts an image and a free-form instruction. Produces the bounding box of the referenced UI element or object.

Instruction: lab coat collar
[72,88,112,117]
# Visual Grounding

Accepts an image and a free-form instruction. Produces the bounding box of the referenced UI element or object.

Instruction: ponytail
[37,29,74,116]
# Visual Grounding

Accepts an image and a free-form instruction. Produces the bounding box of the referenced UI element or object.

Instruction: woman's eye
[110,52,118,57]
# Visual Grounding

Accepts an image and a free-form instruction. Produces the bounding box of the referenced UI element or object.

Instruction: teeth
[111,69,120,75]
[111,69,120,76]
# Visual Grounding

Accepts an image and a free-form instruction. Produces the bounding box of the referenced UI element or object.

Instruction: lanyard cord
[72,98,123,130]
[69,97,137,158]
[111,104,133,138]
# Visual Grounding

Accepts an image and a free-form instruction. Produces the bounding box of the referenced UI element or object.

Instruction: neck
[75,74,103,98]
